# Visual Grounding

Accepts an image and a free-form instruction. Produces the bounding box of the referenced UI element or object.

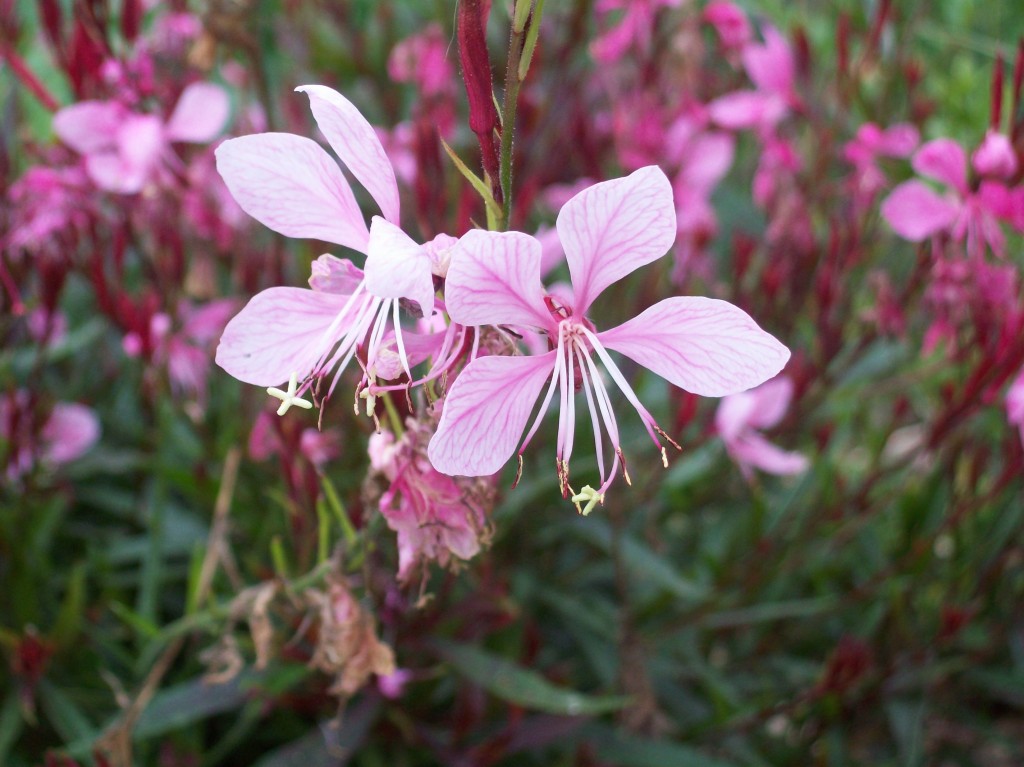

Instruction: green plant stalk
[498,1,545,230]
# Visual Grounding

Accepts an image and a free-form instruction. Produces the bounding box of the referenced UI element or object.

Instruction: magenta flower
[881,137,1020,257]
[708,25,796,133]
[591,0,684,63]
[1,393,100,479]
[53,82,229,194]
[715,377,808,480]
[1007,367,1024,448]
[215,86,463,410]
[428,166,790,511]
[704,1,752,52]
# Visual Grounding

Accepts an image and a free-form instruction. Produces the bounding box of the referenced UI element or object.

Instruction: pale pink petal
[745,376,794,430]
[912,139,967,194]
[428,352,557,476]
[707,90,787,131]
[181,298,238,344]
[117,114,166,180]
[41,403,100,465]
[215,133,369,251]
[704,1,751,50]
[52,101,123,154]
[730,433,808,476]
[1007,367,1024,429]
[296,85,401,224]
[881,181,960,241]
[878,124,920,157]
[216,287,354,386]
[597,296,790,397]
[165,82,230,143]
[370,329,444,380]
[680,132,735,192]
[557,166,676,314]
[86,152,148,194]
[535,225,565,277]
[445,229,553,330]
[363,217,435,316]
[742,25,794,96]
[309,254,364,294]
[715,390,758,442]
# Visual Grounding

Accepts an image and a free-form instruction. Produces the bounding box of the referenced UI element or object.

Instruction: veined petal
[745,376,793,430]
[428,352,557,476]
[165,82,230,143]
[557,166,676,314]
[296,85,401,225]
[364,217,435,316]
[598,296,790,397]
[216,286,356,386]
[881,181,959,241]
[215,133,369,252]
[912,138,967,194]
[445,230,552,330]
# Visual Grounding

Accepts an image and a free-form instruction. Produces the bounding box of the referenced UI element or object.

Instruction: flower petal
[428,351,557,476]
[53,101,123,154]
[557,166,676,314]
[445,230,552,330]
[215,133,369,251]
[165,82,230,143]
[745,376,794,430]
[730,433,808,476]
[364,217,435,316]
[296,84,401,224]
[912,138,967,194]
[308,254,364,294]
[598,296,790,397]
[216,286,354,386]
[708,90,787,131]
[881,181,959,241]
[42,403,100,465]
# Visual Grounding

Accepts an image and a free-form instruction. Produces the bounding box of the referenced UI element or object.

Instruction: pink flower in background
[215,86,464,409]
[388,24,454,98]
[972,130,1018,179]
[709,24,797,133]
[716,377,807,480]
[6,165,94,254]
[369,422,491,582]
[704,1,752,52]
[591,0,684,63]
[1007,368,1024,447]
[1,393,100,479]
[881,137,1021,257]
[428,166,790,512]
[843,122,919,208]
[53,82,230,194]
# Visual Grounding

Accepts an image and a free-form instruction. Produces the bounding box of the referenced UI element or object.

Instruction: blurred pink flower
[709,25,796,133]
[704,1,751,51]
[972,130,1018,179]
[881,137,1020,257]
[843,122,919,210]
[2,393,100,478]
[53,82,230,194]
[428,166,789,511]
[388,24,454,98]
[6,165,93,254]
[1007,368,1024,447]
[591,0,684,63]
[716,377,807,480]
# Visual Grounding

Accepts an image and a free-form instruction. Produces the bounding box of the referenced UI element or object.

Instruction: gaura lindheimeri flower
[427,166,790,512]
[214,85,464,413]
[715,376,808,480]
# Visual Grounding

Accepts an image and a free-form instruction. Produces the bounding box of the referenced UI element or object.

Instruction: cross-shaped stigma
[267,372,314,416]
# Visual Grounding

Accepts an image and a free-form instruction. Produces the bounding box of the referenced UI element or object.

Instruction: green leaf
[583,724,739,767]
[37,680,96,744]
[51,561,87,648]
[436,641,630,715]
[700,597,838,629]
[0,691,23,766]
[440,138,503,228]
[253,698,380,767]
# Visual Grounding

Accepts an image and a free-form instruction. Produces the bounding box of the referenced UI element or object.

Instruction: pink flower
[388,24,454,98]
[881,137,1018,257]
[591,0,684,63]
[53,82,230,194]
[972,130,1018,179]
[708,25,796,133]
[1007,367,1024,447]
[215,86,465,409]
[1,392,100,479]
[843,122,919,211]
[6,165,93,254]
[715,377,807,480]
[369,422,492,582]
[428,166,790,511]
[704,1,752,51]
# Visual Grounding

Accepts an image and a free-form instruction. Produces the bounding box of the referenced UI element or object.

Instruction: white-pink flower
[214,85,463,410]
[53,82,229,194]
[427,166,790,511]
[715,376,808,480]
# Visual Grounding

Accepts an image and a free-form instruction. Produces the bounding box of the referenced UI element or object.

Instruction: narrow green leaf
[440,137,503,224]
[583,724,739,767]
[700,597,838,629]
[518,0,546,81]
[37,680,96,744]
[321,476,357,548]
[0,691,23,765]
[51,561,87,648]
[437,641,630,715]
